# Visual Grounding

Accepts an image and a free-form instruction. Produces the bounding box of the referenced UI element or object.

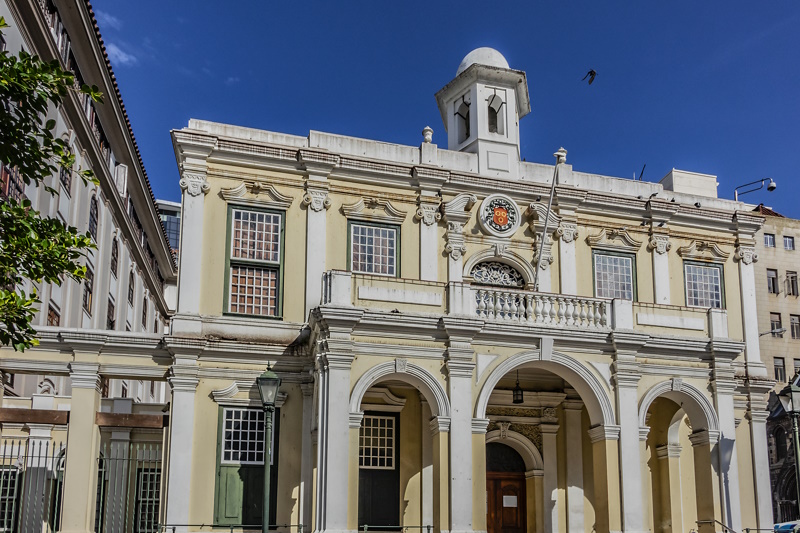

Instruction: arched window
[470,261,525,287]
[776,427,788,460]
[487,94,505,135]
[110,238,119,277]
[455,98,470,144]
[88,196,99,241]
[141,295,148,329]
[128,271,135,305]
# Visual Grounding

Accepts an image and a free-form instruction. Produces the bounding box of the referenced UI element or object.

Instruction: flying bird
[582,69,597,85]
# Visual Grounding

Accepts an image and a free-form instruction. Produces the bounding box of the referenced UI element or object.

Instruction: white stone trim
[219,182,294,209]
[636,312,705,331]
[676,240,730,260]
[475,350,615,427]
[462,245,537,288]
[637,379,719,433]
[210,381,288,408]
[349,360,450,417]
[586,228,643,251]
[357,285,442,306]
[341,197,407,224]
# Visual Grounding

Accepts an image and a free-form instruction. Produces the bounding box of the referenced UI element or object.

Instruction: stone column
[528,471,544,533]
[106,429,132,533]
[431,417,450,533]
[421,400,434,528]
[689,431,723,533]
[556,221,578,295]
[61,361,102,533]
[541,423,560,533]
[472,418,489,533]
[163,353,200,533]
[747,382,774,531]
[563,401,585,533]
[21,422,53,533]
[301,158,334,319]
[656,444,683,533]
[612,358,645,533]
[648,234,671,304]
[300,383,315,531]
[734,242,767,377]
[711,367,742,533]
[442,194,476,283]
[588,425,622,533]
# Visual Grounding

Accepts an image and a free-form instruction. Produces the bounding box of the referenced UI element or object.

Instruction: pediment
[219,181,294,210]
[677,240,730,261]
[341,197,407,224]
[586,227,643,251]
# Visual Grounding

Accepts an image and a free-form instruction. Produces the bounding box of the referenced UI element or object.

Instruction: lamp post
[778,373,800,518]
[733,178,777,201]
[257,366,281,533]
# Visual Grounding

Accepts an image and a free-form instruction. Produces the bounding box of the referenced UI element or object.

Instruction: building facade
[0,31,779,533]
[0,0,175,531]
[751,206,800,522]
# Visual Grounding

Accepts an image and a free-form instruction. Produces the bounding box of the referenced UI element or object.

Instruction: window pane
[685,264,723,308]
[351,225,397,276]
[231,209,281,262]
[222,408,266,465]
[792,316,800,339]
[775,357,786,382]
[785,236,795,251]
[229,266,278,316]
[765,234,776,247]
[594,253,633,300]
[771,313,783,337]
[359,415,395,470]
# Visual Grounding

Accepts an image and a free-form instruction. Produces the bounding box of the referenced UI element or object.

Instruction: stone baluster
[579,300,588,327]
[565,298,575,326]
[526,295,534,323]
[509,294,518,321]
[477,290,487,317]
[533,295,543,323]
[494,291,503,319]
[548,296,557,324]
[556,297,566,325]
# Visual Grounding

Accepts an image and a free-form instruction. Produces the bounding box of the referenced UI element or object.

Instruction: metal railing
[96,441,163,533]
[159,524,305,533]
[360,526,432,533]
[0,438,67,533]
[697,519,738,533]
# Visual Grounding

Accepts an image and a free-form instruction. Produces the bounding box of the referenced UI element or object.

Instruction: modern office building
[156,199,181,257]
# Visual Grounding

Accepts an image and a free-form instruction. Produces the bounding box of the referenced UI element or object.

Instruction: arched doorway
[486,443,527,533]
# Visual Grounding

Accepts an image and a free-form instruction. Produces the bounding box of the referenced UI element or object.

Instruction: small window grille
[83,267,94,315]
[128,272,135,305]
[221,408,266,465]
[88,196,99,241]
[0,467,20,529]
[141,296,147,329]
[60,166,72,195]
[359,415,395,470]
[134,467,161,533]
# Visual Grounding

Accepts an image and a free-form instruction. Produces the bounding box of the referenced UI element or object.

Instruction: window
[0,32,6,52]
[1,163,25,203]
[776,427,788,460]
[150,380,155,397]
[792,315,800,340]
[359,414,396,469]
[771,313,783,337]
[121,382,128,398]
[134,468,161,533]
[141,296,147,329]
[795,359,800,378]
[0,467,20,529]
[226,207,284,317]
[83,267,94,315]
[768,269,780,294]
[455,97,470,144]
[125,321,131,332]
[107,298,115,330]
[128,272,135,305]
[110,239,119,277]
[764,233,776,247]
[684,262,724,308]
[47,304,60,326]
[154,317,159,334]
[350,222,398,277]
[59,165,72,195]
[775,357,787,382]
[788,272,798,296]
[221,408,266,465]
[487,93,505,135]
[785,236,795,251]
[593,251,635,300]
[88,196,99,241]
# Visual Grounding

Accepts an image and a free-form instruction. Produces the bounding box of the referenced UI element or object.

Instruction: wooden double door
[487,472,527,533]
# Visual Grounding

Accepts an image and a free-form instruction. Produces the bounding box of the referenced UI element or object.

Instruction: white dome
[456,47,510,76]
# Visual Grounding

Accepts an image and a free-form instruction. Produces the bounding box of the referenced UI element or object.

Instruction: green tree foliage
[0,17,103,350]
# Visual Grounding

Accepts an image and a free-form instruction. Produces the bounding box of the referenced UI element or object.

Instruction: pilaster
[563,401,585,533]
[413,167,447,282]
[300,382,315,531]
[541,424,560,533]
[745,380,774,531]
[442,193,476,282]
[710,358,742,533]
[647,233,672,304]
[301,156,334,319]
[734,211,767,377]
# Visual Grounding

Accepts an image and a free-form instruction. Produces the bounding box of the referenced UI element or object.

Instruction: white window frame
[220,407,274,466]
[349,222,398,277]
[592,251,635,300]
[765,233,776,247]
[359,414,396,470]
[684,262,724,309]
[785,236,795,251]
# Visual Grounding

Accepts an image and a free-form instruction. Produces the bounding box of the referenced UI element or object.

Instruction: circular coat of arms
[478,194,520,237]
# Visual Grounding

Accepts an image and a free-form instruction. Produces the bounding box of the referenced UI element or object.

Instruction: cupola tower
[435,48,531,179]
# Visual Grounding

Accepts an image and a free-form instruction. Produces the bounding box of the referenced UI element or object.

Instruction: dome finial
[456,47,510,76]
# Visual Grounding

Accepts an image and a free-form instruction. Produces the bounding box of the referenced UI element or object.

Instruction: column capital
[688,429,720,447]
[540,423,560,435]
[348,412,364,429]
[611,360,641,389]
[302,189,331,212]
[471,417,490,434]
[555,221,578,243]
[655,443,682,459]
[647,233,672,255]
[68,362,101,392]
[639,426,651,441]
[733,244,758,265]
[179,172,210,197]
[299,149,339,176]
[430,415,451,435]
[562,399,584,411]
[446,359,475,379]
[415,203,442,226]
[588,424,621,443]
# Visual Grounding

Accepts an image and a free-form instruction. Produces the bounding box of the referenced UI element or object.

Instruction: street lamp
[778,373,800,518]
[257,366,281,533]
[760,327,787,337]
[734,178,777,201]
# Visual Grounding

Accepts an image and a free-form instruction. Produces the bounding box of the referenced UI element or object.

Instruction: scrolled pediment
[341,197,407,224]
[677,240,730,261]
[586,227,643,251]
[219,181,294,210]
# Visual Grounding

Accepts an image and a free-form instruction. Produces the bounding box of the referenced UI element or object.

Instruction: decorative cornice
[442,193,477,225]
[586,227,644,251]
[179,172,210,197]
[733,245,758,265]
[647,234,671,255]
[341,197,407,224]
[677,240,730,261]
[219,181,294,209]
[527,202,562,230]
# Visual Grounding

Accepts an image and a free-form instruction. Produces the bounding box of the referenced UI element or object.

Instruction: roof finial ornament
[554,147,567,164]
[422,126,433,144]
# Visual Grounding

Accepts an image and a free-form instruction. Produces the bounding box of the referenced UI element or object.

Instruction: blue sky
[93,1,800,215]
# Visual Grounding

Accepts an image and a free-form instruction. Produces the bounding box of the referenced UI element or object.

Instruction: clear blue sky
[93,1,800,215]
